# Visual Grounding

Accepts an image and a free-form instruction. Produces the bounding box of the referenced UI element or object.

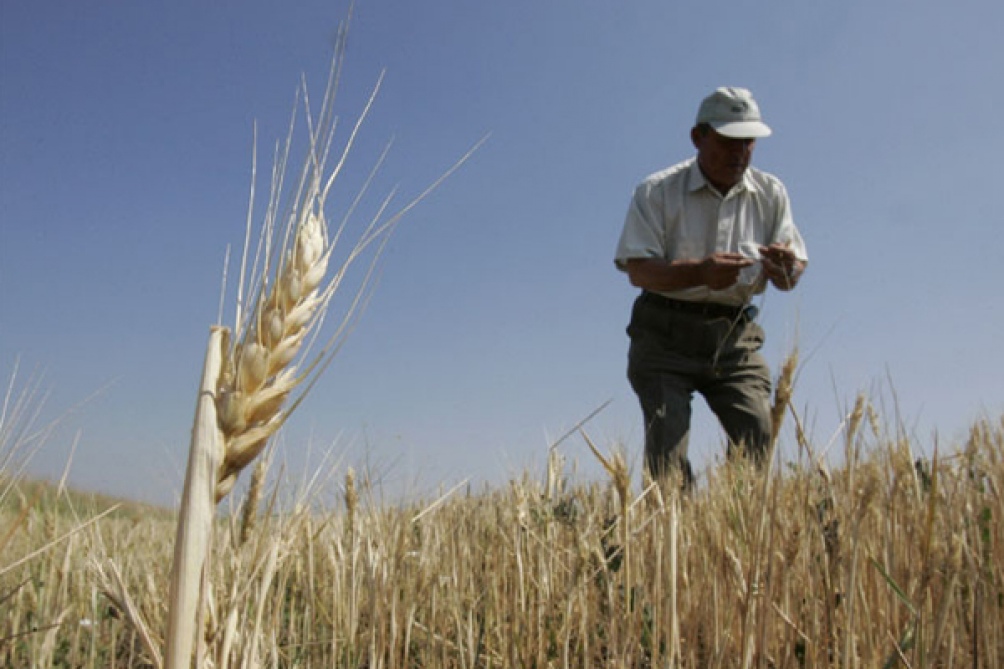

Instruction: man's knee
[633,383,693,483]
[646,449,694,490]
[723,403,772,463]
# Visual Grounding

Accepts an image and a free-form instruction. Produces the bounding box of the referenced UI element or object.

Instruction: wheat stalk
[163,26,485,665]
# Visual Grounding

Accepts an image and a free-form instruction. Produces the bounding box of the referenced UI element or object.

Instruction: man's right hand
[698,253,755,290]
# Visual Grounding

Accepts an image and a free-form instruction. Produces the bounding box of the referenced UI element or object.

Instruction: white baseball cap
[696,87,772,139]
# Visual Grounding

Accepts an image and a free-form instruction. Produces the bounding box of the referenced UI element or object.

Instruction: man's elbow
[623,259,650,288]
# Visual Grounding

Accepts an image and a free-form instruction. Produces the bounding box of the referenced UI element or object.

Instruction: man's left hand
[759,244,804,290]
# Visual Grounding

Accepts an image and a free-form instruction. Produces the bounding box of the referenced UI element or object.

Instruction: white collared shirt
[614,158,808,306]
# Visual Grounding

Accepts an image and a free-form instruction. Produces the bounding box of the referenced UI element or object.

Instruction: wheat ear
[214,201,332,502]
[769,347,799,449]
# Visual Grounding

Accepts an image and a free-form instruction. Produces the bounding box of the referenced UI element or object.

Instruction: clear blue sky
[2,0,1001,507]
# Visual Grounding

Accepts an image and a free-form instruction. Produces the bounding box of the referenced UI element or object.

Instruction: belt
[639,291,755,321]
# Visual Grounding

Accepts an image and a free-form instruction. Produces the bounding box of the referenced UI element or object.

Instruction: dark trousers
[626,293,772,486]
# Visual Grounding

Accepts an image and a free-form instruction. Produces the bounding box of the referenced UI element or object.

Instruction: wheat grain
[214,205,332,502]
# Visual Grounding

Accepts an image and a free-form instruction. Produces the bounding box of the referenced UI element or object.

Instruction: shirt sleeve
[771,181,808,263]
[614,181,666,271]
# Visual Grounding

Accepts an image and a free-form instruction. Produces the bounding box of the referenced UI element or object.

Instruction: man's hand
[698,253,756,290]
[759,243,804,290]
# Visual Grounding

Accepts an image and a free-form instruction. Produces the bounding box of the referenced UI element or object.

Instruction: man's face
[691,126,756,193]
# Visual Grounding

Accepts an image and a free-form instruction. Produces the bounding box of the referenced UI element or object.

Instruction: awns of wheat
[209,62,396,504]
[210,91,483,504]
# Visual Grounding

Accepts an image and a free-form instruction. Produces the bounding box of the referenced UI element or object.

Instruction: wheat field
[2,405,1002,667]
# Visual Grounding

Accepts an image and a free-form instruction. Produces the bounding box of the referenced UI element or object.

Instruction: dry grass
[2,405,1002,667]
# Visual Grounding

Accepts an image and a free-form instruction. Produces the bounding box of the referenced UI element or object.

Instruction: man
[614,86,807,486]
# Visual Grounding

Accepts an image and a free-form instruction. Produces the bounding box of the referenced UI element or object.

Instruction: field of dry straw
[3,34,1003,668]
[3,385,1003,666]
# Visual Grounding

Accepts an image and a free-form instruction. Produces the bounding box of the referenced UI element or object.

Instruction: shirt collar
[687,159,761,197]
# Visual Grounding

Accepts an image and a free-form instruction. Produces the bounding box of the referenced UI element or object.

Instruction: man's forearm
[624,258,703,292]
[625,254,756,292]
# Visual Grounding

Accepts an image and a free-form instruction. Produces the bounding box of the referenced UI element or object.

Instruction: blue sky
[2,0,1001,507]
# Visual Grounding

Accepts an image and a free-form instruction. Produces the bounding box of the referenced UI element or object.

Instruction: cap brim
[711,120,772,139]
